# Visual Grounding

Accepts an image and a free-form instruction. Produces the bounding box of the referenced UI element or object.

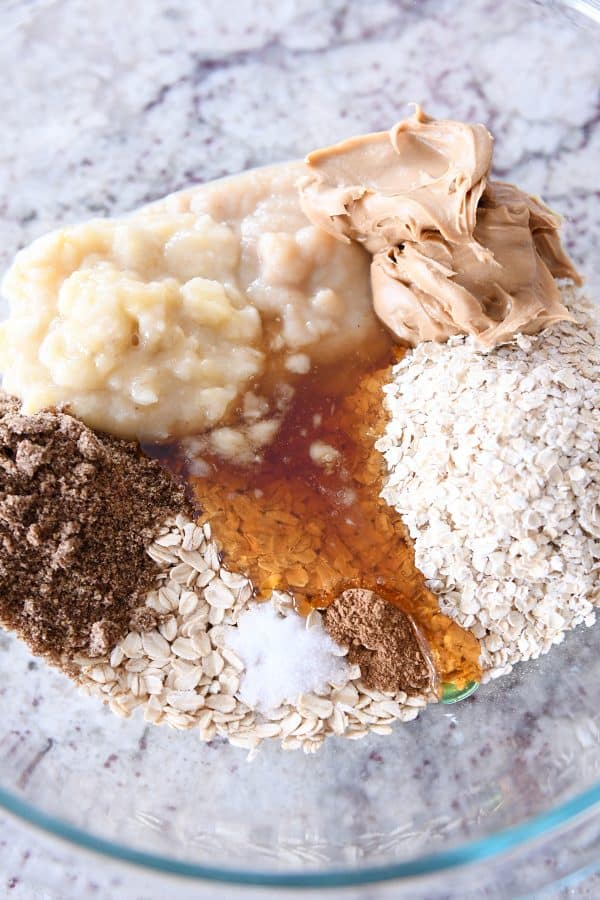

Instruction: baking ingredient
[323,589,435,694]
[0,164,384,441]
[0,393,187,661]
[376,290,600,680]
[299,106,581,348]
[77,517,432,754]
[300,107,493,251]
[223,600,350,712]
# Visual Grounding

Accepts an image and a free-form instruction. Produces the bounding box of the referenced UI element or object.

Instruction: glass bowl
[1,0,599,893]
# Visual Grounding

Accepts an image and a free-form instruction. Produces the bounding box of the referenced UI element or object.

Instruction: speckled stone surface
[1,0,600,897]
[1,0,599,279]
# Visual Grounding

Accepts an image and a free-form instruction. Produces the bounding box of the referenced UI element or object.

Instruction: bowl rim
[2,779,600,887]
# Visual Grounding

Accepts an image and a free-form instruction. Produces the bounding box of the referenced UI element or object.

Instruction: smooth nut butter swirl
[299,106,581,348]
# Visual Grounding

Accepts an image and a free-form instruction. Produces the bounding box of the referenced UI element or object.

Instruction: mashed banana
[0,164,380,440]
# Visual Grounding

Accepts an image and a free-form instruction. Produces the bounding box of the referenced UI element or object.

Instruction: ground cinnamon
[323,588,435,695]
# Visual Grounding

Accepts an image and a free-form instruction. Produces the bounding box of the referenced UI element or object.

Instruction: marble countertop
[1,0,600,897]
[1,0,599,279]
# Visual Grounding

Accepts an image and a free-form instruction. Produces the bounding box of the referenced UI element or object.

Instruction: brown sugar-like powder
[0,393,187,664]
[324,589,435,695]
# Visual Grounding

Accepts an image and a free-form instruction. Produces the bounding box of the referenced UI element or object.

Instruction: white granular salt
[224,600,351,712]
[376,290,600,682]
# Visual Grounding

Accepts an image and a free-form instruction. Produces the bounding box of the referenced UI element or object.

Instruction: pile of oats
[76,516,431,754]
[377,290,600,682]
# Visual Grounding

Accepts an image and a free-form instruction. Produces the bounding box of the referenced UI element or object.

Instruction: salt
[223,601,350,712]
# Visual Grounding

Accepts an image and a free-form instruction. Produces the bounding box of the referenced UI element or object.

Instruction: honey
[147,347,481,690]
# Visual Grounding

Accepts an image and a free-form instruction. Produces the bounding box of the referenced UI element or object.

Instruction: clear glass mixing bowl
[1,0,599,893]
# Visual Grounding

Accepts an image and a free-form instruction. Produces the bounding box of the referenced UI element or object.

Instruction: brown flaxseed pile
[323,589,434,695]
[0,392,187,664]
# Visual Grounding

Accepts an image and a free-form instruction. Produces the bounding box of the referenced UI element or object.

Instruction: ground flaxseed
[0,392,188,664]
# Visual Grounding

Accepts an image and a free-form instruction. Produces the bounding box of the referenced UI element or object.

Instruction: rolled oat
[377,290,600,681]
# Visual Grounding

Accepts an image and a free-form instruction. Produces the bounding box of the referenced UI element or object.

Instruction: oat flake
[377,289,600,682]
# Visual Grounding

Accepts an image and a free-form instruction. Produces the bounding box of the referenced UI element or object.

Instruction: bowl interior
[0,0,599,887]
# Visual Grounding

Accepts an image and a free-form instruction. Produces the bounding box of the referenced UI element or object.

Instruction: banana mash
[0,164,380,440]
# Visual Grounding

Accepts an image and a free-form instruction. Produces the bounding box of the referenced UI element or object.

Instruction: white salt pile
[224,598,350,712]
[377,291,600,682]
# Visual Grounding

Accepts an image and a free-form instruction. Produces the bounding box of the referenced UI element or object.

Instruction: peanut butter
[299,106,582,348]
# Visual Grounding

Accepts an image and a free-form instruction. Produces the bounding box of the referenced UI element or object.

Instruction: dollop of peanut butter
[299,106,582,348]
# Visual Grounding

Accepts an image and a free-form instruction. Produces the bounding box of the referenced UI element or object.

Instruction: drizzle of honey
[147,347,481,690]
